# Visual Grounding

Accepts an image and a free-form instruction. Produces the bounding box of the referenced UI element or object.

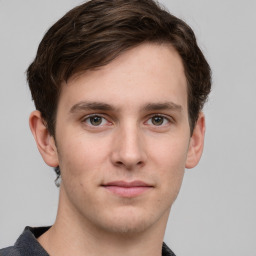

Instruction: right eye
[83,115,108,126]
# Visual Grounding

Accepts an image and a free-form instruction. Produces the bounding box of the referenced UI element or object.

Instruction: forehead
[59,43,188,113]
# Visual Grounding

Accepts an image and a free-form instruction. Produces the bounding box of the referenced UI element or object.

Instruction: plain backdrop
[0,0,255,255]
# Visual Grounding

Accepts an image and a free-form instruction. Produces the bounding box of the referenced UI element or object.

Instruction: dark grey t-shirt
[0,226,176,256]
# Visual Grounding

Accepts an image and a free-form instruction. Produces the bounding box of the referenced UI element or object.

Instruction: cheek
[148,133,189,169]
[56,136,105,205]
[56,133,111,180]
[148,135,188,194]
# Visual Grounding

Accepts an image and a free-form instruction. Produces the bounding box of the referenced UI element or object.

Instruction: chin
[104,218,151,235]
[97,207,165,235]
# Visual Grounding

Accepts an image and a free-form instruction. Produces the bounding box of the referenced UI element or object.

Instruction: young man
[1,0,211,255]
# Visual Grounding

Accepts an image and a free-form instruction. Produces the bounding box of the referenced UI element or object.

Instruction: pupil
[90,116,102,126]
[152,116,163,125]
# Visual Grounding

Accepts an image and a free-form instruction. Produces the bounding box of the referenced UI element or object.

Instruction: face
[36,43,204,235]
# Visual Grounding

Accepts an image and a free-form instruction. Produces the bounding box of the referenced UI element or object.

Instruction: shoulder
[0,246,21,256]
[162,242,176,256]
[0,226,50,256]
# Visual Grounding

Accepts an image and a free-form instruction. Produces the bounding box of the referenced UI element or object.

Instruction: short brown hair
[27,0,211,136]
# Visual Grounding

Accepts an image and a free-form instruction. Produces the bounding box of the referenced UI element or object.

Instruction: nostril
[114,160,144,168]
[137,161,146,168]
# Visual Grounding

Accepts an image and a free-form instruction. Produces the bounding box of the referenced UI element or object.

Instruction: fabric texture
[0,226,176,256]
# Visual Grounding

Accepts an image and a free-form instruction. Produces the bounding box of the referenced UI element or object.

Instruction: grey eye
[146,115,170,127]
[89,116,103,126]
[151,116,164,126]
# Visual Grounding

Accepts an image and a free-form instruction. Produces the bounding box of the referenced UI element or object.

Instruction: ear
[29,110,59,167]
[185,112,205,169]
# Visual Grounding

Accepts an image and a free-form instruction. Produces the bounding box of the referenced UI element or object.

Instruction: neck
[38,186,170,256]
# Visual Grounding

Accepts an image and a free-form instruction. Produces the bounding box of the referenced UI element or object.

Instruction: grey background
[0,0,255,255]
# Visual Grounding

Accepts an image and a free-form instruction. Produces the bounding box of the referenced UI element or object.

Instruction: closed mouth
[101,180,153,197]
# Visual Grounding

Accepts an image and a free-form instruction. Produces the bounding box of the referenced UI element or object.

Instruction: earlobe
[185,112,205,169]
[29,110,59,167]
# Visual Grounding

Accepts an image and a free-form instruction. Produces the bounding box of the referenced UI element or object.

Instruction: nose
[110,125,147,170]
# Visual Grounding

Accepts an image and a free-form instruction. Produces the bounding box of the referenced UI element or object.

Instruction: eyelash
[145,114,172,127]
[82,114,111,127]
[81,114,173,128]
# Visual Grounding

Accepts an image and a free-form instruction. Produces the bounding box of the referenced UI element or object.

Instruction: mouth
[101,180,154,198]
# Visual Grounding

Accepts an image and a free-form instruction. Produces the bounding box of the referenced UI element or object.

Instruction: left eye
[146,115,169,126]
[84,115,108,126]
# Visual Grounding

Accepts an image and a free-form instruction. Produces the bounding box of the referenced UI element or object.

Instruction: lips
[102,180,153,197]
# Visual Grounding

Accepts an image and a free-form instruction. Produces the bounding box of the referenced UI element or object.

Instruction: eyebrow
[69,101,182,114]
[70,101,115,113]
[142,102,182,112]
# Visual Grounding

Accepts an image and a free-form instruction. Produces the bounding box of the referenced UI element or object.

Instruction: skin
[30,43,205,256]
